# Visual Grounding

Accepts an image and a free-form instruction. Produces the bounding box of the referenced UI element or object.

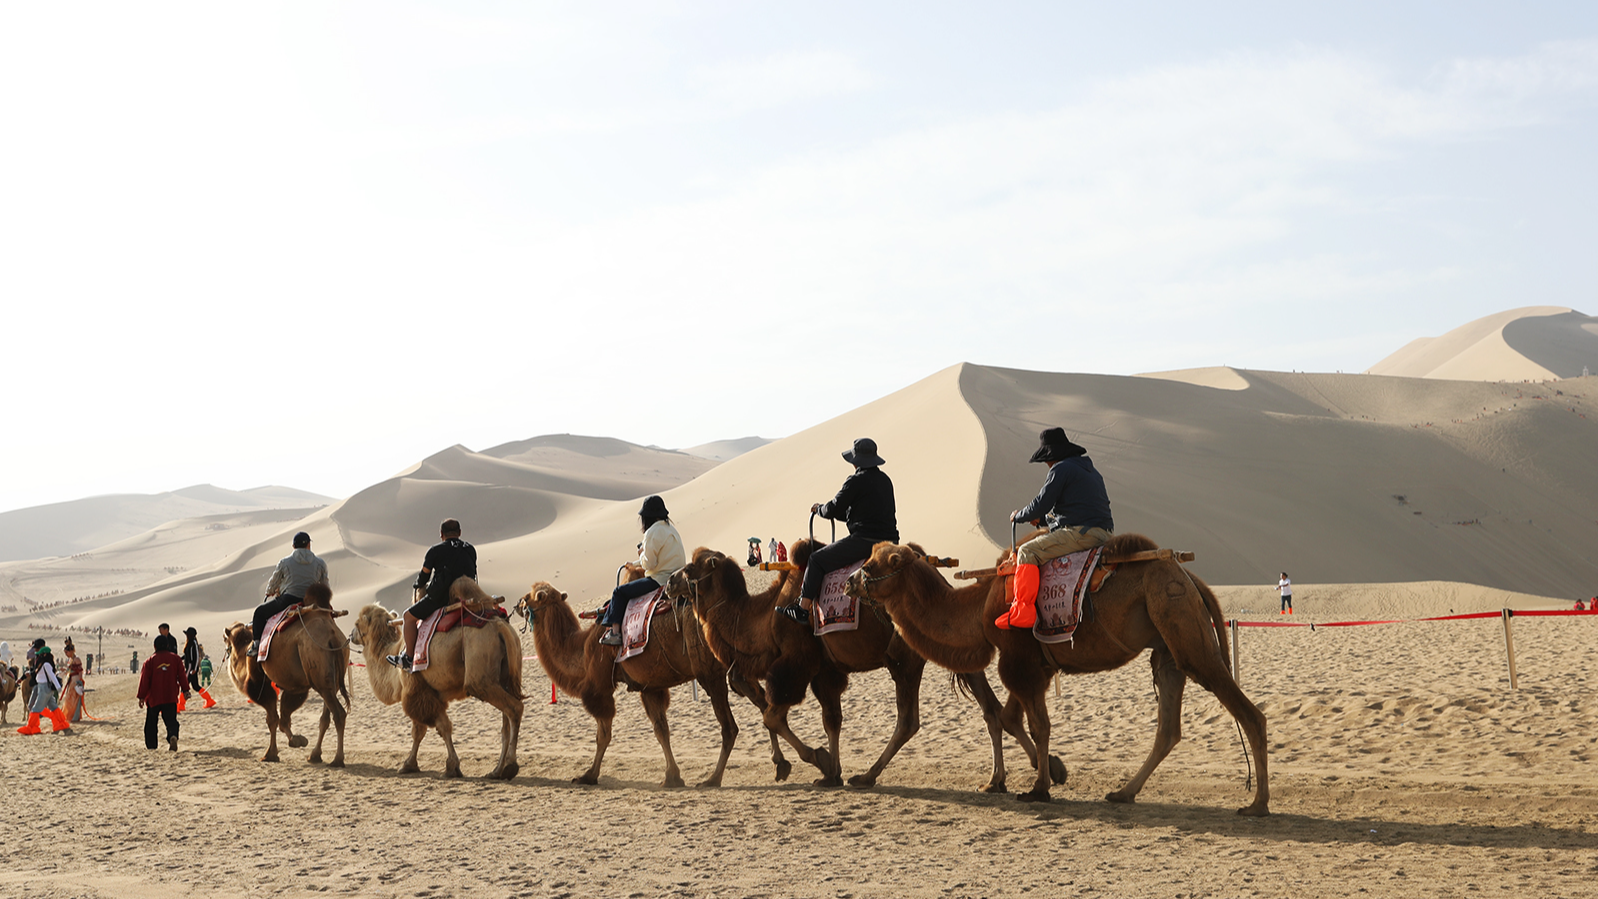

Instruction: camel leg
[959,672,1011,793]
[309,704,331,764]
[400,719,426,774]
[575,692,616,785]
[763,661,837,783]
[996,687,1067,786]
[640,688,685,788]
[1171,644,1271,816]
[696,674,739,788]
[730,667,790,782]
[812,667,848,786]
[278,690,310,749]
[435,710,461,778]
[259,696,282,763]
[481,687,523,781]
[849,654,925,788]
[999,655,1054,802]
[318,688,347,768]
[1106,647,1185,806]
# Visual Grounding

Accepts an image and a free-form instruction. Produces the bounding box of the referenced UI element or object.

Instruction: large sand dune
[1367,305,1598,380]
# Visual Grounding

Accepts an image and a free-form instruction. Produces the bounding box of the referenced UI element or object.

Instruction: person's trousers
[800,535,882,601]
[601,577,664,627]
[1016,526,1113,566]
[252,594,303,641]
[145,703,178,749]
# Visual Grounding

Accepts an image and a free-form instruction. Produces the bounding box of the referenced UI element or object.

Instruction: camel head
[847,542,925,602]
[670,546,737,605]
[517,582,567,624]
[223,622,252,656]
[352,605,399,652]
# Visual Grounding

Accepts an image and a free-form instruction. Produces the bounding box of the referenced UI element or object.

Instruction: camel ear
[561,591,568,601]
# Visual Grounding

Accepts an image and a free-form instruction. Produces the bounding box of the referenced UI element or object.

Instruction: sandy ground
[6,592,1598,899]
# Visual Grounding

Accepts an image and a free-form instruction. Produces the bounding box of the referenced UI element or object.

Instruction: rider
[249,532,329,656]
[997,427,1114,629]
[599,495,685,646]
[778,438,898,623]
[387,518,477,671]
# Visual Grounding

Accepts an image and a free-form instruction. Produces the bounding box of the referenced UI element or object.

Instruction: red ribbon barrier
[1231,608,1594,628]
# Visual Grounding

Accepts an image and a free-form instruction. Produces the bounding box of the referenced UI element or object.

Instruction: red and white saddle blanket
[257,606,296,662]
[813,561,865,636]
[616,587,671,663]
[1033,546,1106,645]
[413,602,510,672]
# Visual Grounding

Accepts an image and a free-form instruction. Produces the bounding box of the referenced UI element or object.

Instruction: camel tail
[1189,572,1232,674]
[496,621,527,700]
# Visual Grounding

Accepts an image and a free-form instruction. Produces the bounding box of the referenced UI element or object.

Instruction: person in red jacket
[136,637,189,751]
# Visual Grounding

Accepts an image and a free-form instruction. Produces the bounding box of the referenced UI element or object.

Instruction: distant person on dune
[599,496,685,646]
[778,438,898,623]
[249,532,329,656]
[996,428,1115,630]
[388,519,478,671]
[1278,573,1294,615]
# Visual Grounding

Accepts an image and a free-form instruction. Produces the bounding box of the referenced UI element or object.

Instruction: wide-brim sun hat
[842,437,885,468]
[1028,427,1088,464]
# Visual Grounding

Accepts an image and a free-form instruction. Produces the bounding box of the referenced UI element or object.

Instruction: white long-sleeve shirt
[637,521,686,585]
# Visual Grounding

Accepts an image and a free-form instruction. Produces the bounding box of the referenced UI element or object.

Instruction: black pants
[252,594,303,641]
[601,577,663,627]
[800,535,883,601]
[144,703,178,749]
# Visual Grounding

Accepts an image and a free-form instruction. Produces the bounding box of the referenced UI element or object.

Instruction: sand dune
[1367,305,1598,381]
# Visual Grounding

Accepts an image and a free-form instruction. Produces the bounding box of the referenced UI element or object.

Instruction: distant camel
[222,583,350,766]
[670,541,1065,792]
[518,567,782,787]
[349,578,524,779]
[0,664,17,725]
[848,534,1270,815]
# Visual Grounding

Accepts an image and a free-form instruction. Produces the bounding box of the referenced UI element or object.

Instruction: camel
[847,534,1270,815]
[0,664,17,725]
[223,583,351,766]
[669,541,1065,792]
[518,567,783,787]
[348,576,524,779]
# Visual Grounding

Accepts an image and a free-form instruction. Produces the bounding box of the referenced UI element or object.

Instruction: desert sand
[3,307,1597,897]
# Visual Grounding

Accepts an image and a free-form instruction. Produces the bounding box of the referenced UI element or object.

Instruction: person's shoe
[245,640,258,658]
[168,734,178,751]
[776,603,809,623]
[385,653,413,671]
[598,627,622,646]
[16,712,42,735]
[200,688,217,709]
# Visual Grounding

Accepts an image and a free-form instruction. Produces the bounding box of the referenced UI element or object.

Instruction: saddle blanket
[257,606,295,662]
[616,587,670,663]
[1033,546,1105,645]
[813,561,865,636]
[413,602,510,672]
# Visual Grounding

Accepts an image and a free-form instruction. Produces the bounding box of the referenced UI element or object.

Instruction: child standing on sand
[1278,572,1294,615]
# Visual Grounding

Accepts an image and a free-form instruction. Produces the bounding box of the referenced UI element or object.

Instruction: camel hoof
[308,753,323,764]
[1017,789,1051,803]
[329,759,345,769]
[398,762,421,775]
[288,735,309,749]
[260,754,280,763]
[773,760,792,782]
[1105,790,1136,804]
[573,774,599,786]
[1048,755,1067,786]
[695,777,723,789]
[814,775,844,788]
[664,775,686,789]
[444,767,464,779]
[494,762,519,781]
[846,774,877,789]
[1236,803,1270,817]
[980,782,1009,794]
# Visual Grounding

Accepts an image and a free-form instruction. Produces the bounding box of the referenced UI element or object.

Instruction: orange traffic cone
[199,688,216,709]
[996,563,1040,629]
[16,712,42,735]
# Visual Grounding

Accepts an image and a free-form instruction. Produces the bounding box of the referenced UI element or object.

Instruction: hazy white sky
[2,2,1595,513]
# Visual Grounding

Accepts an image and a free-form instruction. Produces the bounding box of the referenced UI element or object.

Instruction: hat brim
[1029,441,1087,463]
[842,450,886,467]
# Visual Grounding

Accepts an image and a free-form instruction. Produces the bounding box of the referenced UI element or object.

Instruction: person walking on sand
[388,519,477,671]
[777,438,898,622]
[995,428,1114,630]
[1278,572,1294,615]
[60,638,88,722]
[16,643,70,735]
[136,636,188,751]
[599,496,685,646]
[181,628,217,708]
[249,532,329,657]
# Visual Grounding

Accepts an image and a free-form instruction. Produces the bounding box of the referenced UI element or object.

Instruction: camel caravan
[221,432,1270,817]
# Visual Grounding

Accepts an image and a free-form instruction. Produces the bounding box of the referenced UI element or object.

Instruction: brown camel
[670,541,1065,791]
[348,577,524,779]
[223,583,351,766]
[847,534,1270,815]
[518,568,783,787]
[0,664,17,725]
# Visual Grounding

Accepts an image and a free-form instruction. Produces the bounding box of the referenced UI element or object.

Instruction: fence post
[1229,619,1240,685]
[1500,609,1518,691]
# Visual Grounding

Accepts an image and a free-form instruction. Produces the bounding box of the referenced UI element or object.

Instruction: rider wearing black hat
[778,438,899,623]
[995,427,1114,629]
[598,495,686,647]
[388,519,479,670]
[250,531,330,655]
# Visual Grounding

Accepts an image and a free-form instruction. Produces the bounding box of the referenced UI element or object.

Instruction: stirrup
[385,653,413,671]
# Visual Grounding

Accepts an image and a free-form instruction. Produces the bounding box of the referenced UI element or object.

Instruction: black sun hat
[842,438,885,468]
[1028,427,1088,464]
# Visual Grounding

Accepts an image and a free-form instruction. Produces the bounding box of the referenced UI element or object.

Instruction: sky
[2,2,1595,514]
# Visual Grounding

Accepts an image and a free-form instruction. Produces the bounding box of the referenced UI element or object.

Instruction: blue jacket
[1015,456,1114,533]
